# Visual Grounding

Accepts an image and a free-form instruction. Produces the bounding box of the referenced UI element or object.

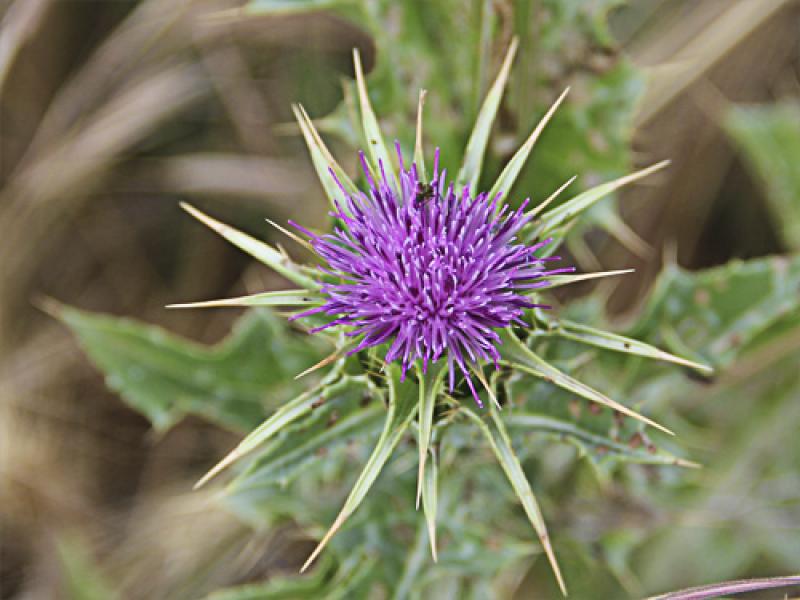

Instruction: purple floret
[291,147,574,406]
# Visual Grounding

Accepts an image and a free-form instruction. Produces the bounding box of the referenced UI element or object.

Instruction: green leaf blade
[462,405,566,596]
[195,376,342,489]
[554,319,713,374]
[353,48,399,192]
[456,38,518,192]
[168,289,323,310]
[421,444,439,562]
[497,328,673,435]
[488,87,569,207]
[416,362,445,509]
[504,413,698,469]
[293,104,360,210]
[534,161,670,238]
[300,364,419,572]
[181,203,320,291]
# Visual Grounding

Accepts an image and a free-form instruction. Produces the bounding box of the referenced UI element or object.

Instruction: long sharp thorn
[300,512,346,573]
[529,175,577,218]
[415,89,428,181]
[294,348,343,380]
[541,268,635,291]
[193,447,242,490]
[266,218,314,252]
[543,536,567,597]
[471,365,500,410]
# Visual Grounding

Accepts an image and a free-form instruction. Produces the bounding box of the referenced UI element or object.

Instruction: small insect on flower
[289,145,574,406]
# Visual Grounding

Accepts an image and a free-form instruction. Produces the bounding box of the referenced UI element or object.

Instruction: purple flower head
[292,146,574,406]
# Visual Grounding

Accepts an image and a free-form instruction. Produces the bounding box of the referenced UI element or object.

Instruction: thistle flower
[174,43,711,597]
[290,147,574,405]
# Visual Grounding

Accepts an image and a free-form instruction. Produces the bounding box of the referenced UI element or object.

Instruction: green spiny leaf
[630,255,800,368]
[414,89,428,182]
[526,175,577,220]
[226,375,382,495]
[50,303,322,433]
[421,443,439,562]
[646,575,800,600]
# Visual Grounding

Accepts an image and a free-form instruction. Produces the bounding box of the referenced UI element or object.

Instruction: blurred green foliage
[629,255,800,369]
[58,537,119,600]
[57,305,325,432]
[727,102,800,250]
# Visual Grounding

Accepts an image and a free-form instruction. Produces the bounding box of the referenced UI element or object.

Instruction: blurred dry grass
[611,0,800,313]
[0,1,368,596]
[1,0,799,598]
